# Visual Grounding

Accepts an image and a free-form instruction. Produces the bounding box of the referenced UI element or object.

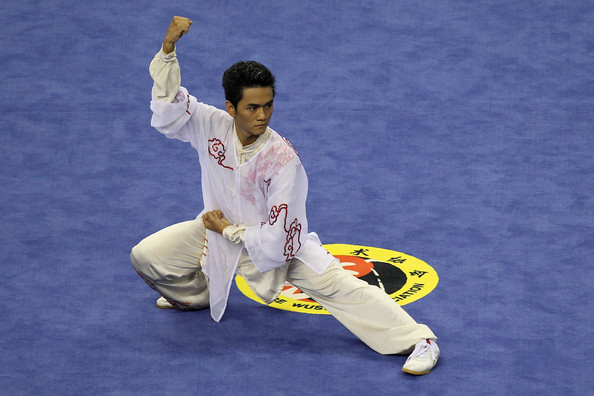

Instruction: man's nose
[256,107,267,120]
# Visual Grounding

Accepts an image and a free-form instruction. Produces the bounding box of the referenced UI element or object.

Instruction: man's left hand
[202,210,230,234]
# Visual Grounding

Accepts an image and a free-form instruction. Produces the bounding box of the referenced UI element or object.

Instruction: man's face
[226,86,274,146]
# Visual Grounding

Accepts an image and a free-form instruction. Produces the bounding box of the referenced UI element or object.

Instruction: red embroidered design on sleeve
[208,138,234,170]
[268,204,302,261]
[186,95,192,115]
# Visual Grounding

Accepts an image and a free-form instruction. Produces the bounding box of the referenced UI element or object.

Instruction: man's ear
[225,100,236,117]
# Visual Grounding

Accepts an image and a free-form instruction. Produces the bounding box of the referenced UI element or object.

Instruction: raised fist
[163,16,193,54]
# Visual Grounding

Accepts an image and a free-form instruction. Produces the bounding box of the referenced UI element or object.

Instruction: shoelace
[412,342,435,360]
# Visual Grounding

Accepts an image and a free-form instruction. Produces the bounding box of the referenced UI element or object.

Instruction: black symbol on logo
[359,260,407,294]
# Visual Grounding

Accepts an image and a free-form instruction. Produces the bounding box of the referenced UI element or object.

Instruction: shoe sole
[402,368,432,375]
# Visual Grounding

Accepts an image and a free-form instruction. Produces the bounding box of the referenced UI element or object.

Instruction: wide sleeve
[147,49,232,146]
[150,86,199,142]
[149,48,181,103]
[244,157,309,273]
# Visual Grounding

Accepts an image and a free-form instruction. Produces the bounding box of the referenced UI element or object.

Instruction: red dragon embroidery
[208,138,234,170]
[268,204,302,261]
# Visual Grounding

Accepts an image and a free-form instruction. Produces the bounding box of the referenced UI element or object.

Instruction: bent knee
[130,242,152,273]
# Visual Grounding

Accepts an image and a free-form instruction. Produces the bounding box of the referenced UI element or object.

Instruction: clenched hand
[163,16,192,54]
[202,210,231,234]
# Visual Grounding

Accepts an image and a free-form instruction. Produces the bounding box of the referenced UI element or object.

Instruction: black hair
[222,61,276,108]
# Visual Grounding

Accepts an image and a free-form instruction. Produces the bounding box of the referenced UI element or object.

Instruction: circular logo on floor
[235,244,439,315]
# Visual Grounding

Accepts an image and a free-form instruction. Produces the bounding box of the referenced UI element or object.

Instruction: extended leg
[286,260,436,355]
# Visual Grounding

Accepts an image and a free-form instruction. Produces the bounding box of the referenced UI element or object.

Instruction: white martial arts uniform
[130,48,436,354]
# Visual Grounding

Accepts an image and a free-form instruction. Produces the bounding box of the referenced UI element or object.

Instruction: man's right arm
[149,16,226,144]
[150,17,193,103]
[149,49,181,103]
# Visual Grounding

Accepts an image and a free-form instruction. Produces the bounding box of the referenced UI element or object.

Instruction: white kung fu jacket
[149,49,334,322]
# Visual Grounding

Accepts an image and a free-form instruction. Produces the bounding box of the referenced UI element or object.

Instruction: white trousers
[130,218,436,354]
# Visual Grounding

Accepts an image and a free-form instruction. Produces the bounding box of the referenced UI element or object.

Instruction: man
[131,16,440,375]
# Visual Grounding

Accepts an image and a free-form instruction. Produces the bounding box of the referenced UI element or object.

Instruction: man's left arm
[203,152,309,272]
[243,159,309,272]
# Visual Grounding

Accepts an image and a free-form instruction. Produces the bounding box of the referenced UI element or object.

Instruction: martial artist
[131,16,440,375]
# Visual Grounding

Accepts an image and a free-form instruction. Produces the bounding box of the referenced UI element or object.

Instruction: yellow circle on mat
[235,244,439,315]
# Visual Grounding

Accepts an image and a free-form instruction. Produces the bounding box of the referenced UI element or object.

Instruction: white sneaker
[156,296,175,309]
[402,339,440,375]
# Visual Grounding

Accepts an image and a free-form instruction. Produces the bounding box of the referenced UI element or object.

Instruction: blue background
[1,1,592,394]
